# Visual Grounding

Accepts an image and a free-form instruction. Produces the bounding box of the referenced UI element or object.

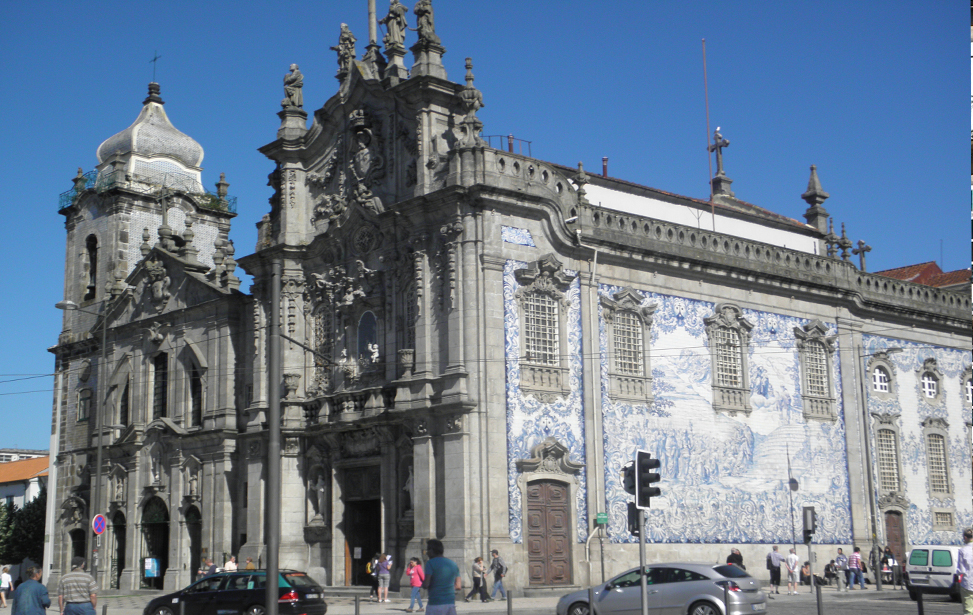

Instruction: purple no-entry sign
[92,514,107,535]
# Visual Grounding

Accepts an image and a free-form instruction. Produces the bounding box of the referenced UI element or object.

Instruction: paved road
[39,585,958,615]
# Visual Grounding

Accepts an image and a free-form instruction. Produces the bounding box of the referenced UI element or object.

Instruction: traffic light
[635,450,661,510]
[622,461,635,495]
[627,501,641,536]
[802,506,816,544]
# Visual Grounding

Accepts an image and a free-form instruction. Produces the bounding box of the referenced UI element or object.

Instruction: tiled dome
[96,83,204,168]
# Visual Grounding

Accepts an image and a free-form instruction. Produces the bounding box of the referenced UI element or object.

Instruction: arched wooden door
[141,497,169,590]
[525,480,572,585]
[884,511,907,564]
[110,512,126,589]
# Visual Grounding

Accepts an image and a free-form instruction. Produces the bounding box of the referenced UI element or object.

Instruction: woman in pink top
[406,557,425,612]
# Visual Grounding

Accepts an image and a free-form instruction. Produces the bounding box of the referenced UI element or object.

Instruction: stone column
[441,417,470,565]
[836,314,870,545]
[279,436,308,569]
[407,429,436,553]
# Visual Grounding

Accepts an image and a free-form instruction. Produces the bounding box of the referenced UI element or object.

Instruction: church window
[189,364,202,427]
[925,432,949,495]
[77,388,92,421]
[916,358,944,404]
[357,311,378,365]
[932,510,954,530]
[84,235,98,302]
[795,320,837,421]
[152,353,168,420]
[876,428,901,493]
[962,367,972,408]
[118,380,130,426]
[873,366,891,393]
[704,303,753,415]
[523,292,559,366]
[600,288,656,405]
[514,255,575,402]
[404,283,417,351]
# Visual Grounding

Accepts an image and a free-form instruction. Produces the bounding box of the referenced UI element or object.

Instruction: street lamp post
[857,346,902,592]
[56,299,109,587]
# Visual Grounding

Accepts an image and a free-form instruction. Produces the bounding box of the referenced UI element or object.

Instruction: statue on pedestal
[412,0,440,45]
[282,64,303,109]
[381,0,409,48]
[330,24,357,75]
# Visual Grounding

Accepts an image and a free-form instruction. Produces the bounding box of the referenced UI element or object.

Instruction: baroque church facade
[48,3,971,593]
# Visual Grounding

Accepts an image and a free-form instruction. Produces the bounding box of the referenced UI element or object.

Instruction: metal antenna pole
[266,259,282,615]
[639,510,648,615]
[702,38,715,231]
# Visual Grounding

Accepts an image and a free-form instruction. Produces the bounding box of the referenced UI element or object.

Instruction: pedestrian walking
[422,539,461,615]
[488,549,508,600]
[0,566,12,608]
[785,548,800,595]
[367,553,380,601]
[57,557,97,615]
[726,548,745,569]
[835,548,849,591]
[245,556,256,571]
[465,557,490,603]
[956,527,972,615]
[10,566,49,615]
[406,557,425,613]
[224,555,238,572]
[376,553,393,603]
[766,545,784,594]
[847,547,865,589]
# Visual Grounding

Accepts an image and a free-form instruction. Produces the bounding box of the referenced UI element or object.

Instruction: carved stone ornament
[147,321,165,345]
[793,319,837,353]
[877,492,910,511]
[515,436,584,475]
[921,416,948,431]
[144,257,172,308]
[444,415,463,433]
[283,373,302,400]
[514,254,575,304]
[247,440,262,458]
[342,429,381,457]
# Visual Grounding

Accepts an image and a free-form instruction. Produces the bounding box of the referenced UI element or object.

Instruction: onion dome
[96,83,204,168]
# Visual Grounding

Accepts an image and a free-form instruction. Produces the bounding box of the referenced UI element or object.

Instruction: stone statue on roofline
[330,23,357,75]
[381,0,409,49]
[412,0,440,45]
[282,64,303,109]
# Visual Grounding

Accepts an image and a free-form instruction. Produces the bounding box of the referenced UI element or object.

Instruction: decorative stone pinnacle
[574,162,589,202]
[824,218,839,258]
[216,173,229,199]
[465,57,474,86]
[72,168,87,196]
[838,222,853,261]
[143,82,164,105]
[801,164,830,207]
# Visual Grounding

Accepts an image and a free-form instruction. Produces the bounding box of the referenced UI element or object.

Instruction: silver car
[556,563,766,615]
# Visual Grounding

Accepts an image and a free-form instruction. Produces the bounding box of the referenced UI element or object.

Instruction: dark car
[143,570,327,615]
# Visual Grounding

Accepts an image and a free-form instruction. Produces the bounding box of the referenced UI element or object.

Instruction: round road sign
[92,514,107,535]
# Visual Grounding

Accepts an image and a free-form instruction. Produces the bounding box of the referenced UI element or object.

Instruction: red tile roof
[0,456,49,484]
[874,261,942,285]
[927,269,971,288]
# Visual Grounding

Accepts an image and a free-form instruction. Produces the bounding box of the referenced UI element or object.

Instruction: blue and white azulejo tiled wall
[503,260,588,544]
[598,285,850,544]
[862,334,972,546]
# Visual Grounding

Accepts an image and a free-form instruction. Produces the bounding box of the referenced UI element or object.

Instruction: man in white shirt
[224,556,238,572]
[785,548,801,595]
[957,528,973,615]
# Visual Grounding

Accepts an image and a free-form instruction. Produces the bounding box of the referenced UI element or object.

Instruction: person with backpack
[367,553,380,601]
[488,549,508,600]
[406,557,425,613]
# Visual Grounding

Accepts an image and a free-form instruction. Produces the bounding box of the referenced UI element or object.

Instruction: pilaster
[836,314,870,546]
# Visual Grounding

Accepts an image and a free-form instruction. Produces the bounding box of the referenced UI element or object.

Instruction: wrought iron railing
[58,169,237,214]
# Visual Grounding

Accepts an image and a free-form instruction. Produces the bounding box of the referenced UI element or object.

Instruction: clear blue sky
[0,1,966,451]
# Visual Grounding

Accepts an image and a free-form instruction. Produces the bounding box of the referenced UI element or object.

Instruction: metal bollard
[589,585,598,615]
[103,604,109,615]
[355,595,360,615]
[507,592,513,615]
[916,590,924,615]
[815,582,823,615]
[179,599,185,615]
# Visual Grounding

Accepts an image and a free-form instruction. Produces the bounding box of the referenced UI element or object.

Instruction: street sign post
[91,514,107,536]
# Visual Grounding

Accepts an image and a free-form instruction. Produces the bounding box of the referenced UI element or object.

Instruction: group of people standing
[765,544,891,593]
[464,550,507,603]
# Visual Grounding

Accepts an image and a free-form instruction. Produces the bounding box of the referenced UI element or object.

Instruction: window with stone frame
[867,351,898,400]
[77,388,92,422]
[311,303,335,393]
[514,255,576,403]
[875,421,902,493]
[84,234,98,302]
[794,320,837,421]
[152,352,168,420]
[600,288,657,405]
[189,364,203,427]
[932,509,954,531]
[916,358,944,405]
[118,379,130,426]
[704,303,753,415]
[922,417,952,497]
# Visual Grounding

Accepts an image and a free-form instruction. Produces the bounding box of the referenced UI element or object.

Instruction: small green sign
[596,512,608,525]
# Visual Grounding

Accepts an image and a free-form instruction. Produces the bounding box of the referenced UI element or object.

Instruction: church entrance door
[110,512,126,589]
[525,480,571,585]
[141,496,169,590]
[343,500,381,587]
[884,511,907,566]
[186,506,202,583]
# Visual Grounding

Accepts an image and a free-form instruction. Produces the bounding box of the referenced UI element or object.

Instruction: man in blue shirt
[422,539,461,615]
[11,566,50,615]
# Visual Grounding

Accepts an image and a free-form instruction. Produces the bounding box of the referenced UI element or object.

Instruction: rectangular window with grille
[926,433,949,494]
[523,292,559,366]
[713,327,742,388]
[153,353,168,420]
[614,312,643,375]
[933,511,953,528]
[877,429,900,492]
[805,342,830,397]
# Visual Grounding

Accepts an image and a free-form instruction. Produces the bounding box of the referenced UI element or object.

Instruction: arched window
[118,380,130,426]
[152,353,168,420]
[920,373,938,398]
[189,364,202,427]
[705,303,753,415]
[872,366,891,393]
[916,358,944,404]
[358,311,378,363]
[84,235,98,301]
